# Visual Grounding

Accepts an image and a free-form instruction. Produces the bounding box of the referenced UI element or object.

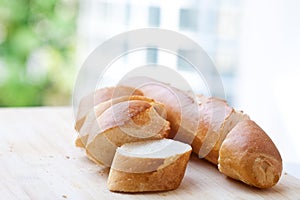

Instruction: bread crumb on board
[99,168,110,176]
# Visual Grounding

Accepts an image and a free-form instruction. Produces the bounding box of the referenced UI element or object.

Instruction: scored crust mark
[192,96,250,165]
[194,97,233,161]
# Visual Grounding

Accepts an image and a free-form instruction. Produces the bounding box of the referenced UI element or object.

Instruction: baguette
[86,100,170,166]
[107,139,192,192]
[218,120,282,188]
[75,78,282,190]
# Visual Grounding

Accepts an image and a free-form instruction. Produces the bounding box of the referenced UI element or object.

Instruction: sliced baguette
[86,100,170,166]
[107,139,192,192]
[218,120,282,188]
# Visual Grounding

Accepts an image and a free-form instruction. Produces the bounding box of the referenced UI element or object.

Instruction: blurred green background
[0,0,78,106]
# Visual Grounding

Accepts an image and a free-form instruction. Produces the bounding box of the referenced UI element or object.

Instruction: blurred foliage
[0,0,78,106]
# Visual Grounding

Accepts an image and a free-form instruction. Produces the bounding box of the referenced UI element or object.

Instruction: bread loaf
[107,139,192,192]
[218,120,282,188]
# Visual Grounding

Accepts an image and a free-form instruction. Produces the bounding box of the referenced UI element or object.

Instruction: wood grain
[0,107,299,199]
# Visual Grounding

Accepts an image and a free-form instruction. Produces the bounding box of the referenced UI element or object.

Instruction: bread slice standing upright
[107,138,192,192]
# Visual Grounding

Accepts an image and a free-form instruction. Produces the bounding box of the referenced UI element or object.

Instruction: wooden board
[0,107,299,199]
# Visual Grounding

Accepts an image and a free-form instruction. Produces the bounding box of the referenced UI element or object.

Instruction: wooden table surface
[0,107,299,200]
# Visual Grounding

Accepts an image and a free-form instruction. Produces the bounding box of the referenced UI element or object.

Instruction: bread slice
[75,86,143,131]
[218,120,282,188]
[85,100,170,166]
[75,95,155,148]
[107,139,192,192]
[192,96,250,164]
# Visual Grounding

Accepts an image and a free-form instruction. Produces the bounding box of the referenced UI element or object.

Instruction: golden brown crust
[75,86,143,131]
[96,100,152,133]
[75,95,155,148]
[107,149,192,192]
[107,103,169,145]
[218,120,282,188]
[92,100,170,145]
